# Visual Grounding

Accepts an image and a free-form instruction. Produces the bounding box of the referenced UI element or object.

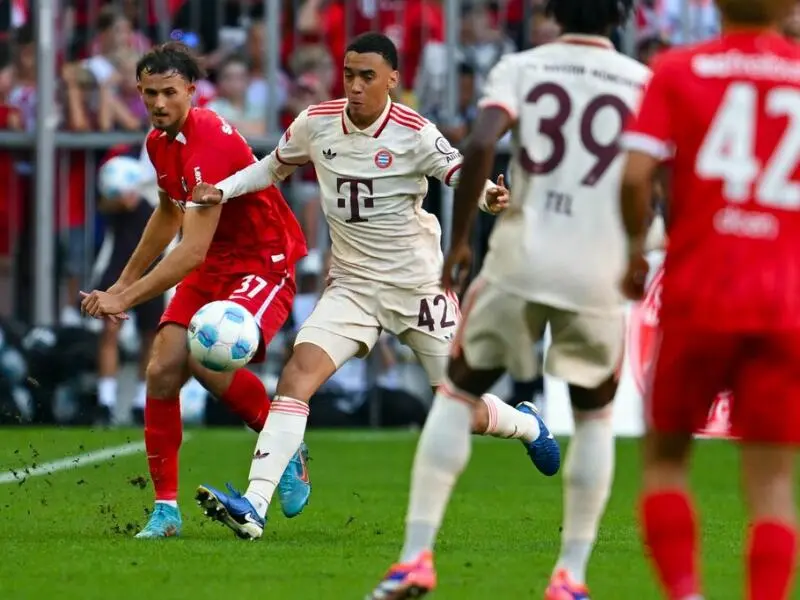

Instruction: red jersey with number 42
[622,32,800,332]
[145,108,307,275]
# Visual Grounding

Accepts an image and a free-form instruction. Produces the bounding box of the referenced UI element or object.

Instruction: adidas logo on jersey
[323,148,336,160]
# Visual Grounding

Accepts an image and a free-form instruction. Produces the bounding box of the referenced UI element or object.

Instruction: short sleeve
[477,55,520,122]
[417,123,463,187]
[275,109,312,167]
[620,57,675,161]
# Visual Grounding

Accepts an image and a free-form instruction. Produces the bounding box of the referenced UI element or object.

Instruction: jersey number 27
[697,83,800,208]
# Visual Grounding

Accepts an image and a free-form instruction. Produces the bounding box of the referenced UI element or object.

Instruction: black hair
[458,62,476,77]
[136,42,205,83]
[217,53,249,73]
[14,22,34,47]
[545,0,634,36]
[97,5,124,33]
[345,32,398,70]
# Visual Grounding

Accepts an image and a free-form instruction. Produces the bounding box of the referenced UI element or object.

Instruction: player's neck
[346,98,389,130]
[164,109,191,140]
[721,19,778,36]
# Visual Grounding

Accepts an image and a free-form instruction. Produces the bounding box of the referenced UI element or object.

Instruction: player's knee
[145,355,185,398]
[276,342,337,401]
[569,376,617,412]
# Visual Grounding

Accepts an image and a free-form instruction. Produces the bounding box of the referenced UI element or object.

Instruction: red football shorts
[647,322,800,444]
[160,268,296,363]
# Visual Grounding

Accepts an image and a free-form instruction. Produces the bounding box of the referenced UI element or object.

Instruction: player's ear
[187,82,197,97]
[387,70,399,91]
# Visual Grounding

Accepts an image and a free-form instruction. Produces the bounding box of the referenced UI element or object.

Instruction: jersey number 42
[697,83,800,208]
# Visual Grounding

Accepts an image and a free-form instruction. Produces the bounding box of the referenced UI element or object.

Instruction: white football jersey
[479,35,651,314]
[259,99,464,288]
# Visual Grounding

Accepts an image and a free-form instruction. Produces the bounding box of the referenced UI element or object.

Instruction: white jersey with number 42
[479,35,651,315]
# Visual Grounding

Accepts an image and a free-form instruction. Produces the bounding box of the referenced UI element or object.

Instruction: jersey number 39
[520,82,631,186]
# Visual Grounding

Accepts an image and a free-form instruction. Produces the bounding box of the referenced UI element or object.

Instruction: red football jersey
[623,32,800,332]
[146,108,307,275]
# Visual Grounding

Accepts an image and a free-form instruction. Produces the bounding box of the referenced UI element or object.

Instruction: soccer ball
[187,301,260,372]
[98,155,143,199]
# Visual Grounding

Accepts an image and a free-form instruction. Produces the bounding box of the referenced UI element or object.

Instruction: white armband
[478,179,497,213]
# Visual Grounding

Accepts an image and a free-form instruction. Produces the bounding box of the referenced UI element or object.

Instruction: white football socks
[97,377,118,408]
[400,382,475,563]
[133,381,147,409]
[480,393,540,443]
[555,406,615,584]
[244,396,309,519]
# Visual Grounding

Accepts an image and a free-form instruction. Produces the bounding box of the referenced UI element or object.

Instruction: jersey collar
[341,98,393,138]
[557,34,614,49]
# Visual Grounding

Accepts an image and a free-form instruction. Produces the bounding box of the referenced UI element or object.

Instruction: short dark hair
[97,5,124,33]
[136,42,205,83]
[217,54,249,74]
[545,0,634,36]
[345,33,398,70]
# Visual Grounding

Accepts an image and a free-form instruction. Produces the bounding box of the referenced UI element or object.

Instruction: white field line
[0,437,162,485]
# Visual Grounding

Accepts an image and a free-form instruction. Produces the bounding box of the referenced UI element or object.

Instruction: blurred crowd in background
[0,0,799,428]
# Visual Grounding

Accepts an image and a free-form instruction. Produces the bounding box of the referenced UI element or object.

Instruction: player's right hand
[442,242,472,293]
[621,252,649,301]
[191,182,223,205]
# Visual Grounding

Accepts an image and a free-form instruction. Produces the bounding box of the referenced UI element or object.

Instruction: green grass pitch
[0,427,794,599]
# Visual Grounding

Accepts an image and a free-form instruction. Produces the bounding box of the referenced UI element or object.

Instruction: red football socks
[640,490,701,599]
[144,397,183,502]
[747,520,797,600]
[220,368,271,432]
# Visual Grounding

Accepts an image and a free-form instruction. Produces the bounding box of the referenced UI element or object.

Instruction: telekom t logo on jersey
[337,177,374,224]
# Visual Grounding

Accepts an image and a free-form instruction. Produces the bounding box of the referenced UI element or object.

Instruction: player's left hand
[621,252,650,301]
[442,242,472,293]
[485,174,509,214]
[79,290,130,322]
[191,182,224,205]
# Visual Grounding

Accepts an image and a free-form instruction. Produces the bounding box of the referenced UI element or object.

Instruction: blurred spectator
[427,62,478,146]
[100,49,151,131]
[0,43,20,316]
[659,0,719,44]
[88,5,151,58]
[207,54,266,136]
[244,19,289,118]
[283,44,335,258]
[92,148,162,426]
[8,22,36,131]
[297,0,442,95]
[414,0,514,120]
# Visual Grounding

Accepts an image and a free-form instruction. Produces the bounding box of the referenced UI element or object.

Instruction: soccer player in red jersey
[80,43,311,538]
[620,1,800,598]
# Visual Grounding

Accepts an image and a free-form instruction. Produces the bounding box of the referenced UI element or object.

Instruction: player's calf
[275,341,339,401]
[741,445,797,600]
[137,325,191,538]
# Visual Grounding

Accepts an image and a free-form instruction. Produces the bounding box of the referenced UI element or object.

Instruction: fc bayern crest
[374,149,393,169]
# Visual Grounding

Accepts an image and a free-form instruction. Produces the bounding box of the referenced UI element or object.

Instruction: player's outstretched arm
[117,204,222,310]
[193,110,313,205]
[116,191,183,287]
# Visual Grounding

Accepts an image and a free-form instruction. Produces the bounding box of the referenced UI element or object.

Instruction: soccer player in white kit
[188,33,562,540]
[367,1,650,598]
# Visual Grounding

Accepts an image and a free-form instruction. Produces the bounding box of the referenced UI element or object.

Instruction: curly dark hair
[136,42,205,83]
[545,0,634,36]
